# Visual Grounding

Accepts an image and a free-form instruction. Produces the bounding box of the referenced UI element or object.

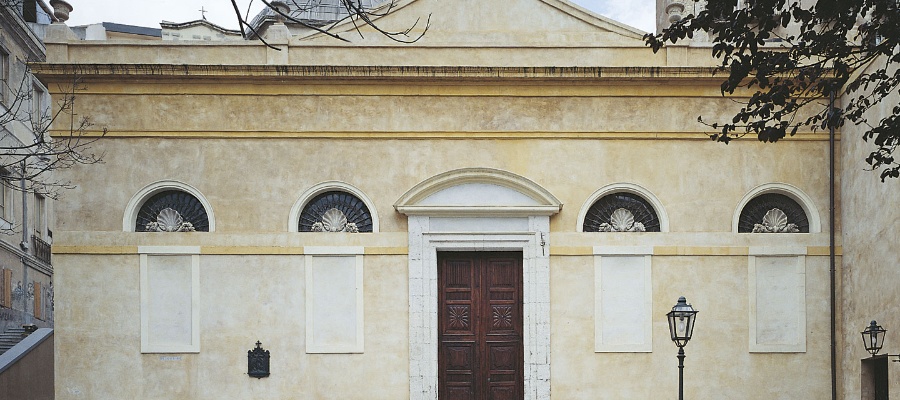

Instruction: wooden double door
[438,252,524,400]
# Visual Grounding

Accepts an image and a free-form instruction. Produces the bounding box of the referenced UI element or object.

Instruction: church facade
[34,0,896,399]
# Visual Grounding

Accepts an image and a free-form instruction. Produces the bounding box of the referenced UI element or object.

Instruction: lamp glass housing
[667,296,697,348]
[861,320,886,356]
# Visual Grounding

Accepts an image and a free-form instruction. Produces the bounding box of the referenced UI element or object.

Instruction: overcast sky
[63,0,656,34]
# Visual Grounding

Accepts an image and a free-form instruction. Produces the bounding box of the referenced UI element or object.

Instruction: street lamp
[860,320,900,363]
[667,296,698,400]
[861,320,886,357]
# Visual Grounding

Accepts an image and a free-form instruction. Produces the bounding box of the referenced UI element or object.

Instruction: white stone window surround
[594,246,653,353]
[576,183,670,232]
[397,168,560,400]
[123,180,216,232]
[0,45,8,105]
[288,181,380,232]
[304,246,365,354]
[748,246,807,353]
[31,78,47,124]
[33,193,46,238]
[733,183,821,233]
[139,246,201,353]
[0,168,12,229]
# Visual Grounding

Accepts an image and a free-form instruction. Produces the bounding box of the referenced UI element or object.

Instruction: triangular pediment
[298,0,646,46]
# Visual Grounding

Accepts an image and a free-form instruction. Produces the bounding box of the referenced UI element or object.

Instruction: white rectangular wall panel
[305,254,364,353]
[594,253,652,352]
[140,252,200,353]
[749,255,806,353]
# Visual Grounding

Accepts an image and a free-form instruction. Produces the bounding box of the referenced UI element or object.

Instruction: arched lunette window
[299,191,373,233]
[136,190,210,232]
[583,192,661,232]
[738,193,809,233]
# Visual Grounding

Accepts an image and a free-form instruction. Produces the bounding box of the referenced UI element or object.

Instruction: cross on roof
[199,6,208,20]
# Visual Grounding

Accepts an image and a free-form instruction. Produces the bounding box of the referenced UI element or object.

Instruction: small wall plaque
[248,341,270,378]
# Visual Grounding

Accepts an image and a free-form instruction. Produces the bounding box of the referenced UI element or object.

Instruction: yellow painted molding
[54,245,407,255]
[51,129,839,142]
[364,247,409,255]
[551,246,840,256]
[200,246,305,255]
[48,83,753,98]
[549,246,593,256]
[807,246,843,256]
[52,244,835,257]
[653,246,750,256]
[53,245,138,255]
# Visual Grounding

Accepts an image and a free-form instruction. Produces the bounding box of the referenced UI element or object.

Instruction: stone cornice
[0,7,46,61]
[31,64,725,83]
[0,237,52,276]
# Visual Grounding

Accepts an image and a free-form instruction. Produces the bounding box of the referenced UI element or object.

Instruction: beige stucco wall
[54,251,408,398]
[551,253,832,399]
[839,58,900,400]
[44,77,833,235]
[45,84,836,399]
[38,5,841,397]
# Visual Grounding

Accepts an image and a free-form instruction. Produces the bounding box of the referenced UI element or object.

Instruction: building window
[582,192,661,232]
[0,185,5,221]
[0,48,8,104]
[33,193,45,237]
[738,193,809,233]
[0,169,9,222]
[32,81,45,128]
[136,190,210,232]
[299,191,373,232]
[0,268,10,308]
[23,0,38,23]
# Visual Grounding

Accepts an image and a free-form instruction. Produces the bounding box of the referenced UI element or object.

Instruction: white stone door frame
[396,168,560,400]
[407,215,551,400]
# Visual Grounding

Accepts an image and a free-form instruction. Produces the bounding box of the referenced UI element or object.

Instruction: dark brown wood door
[438,252,523,400]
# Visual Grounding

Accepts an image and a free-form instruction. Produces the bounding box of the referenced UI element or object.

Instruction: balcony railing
[31,235,50,265]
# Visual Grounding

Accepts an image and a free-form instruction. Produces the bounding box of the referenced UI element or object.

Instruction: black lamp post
[667,296,698,400]
[861,320,886,356]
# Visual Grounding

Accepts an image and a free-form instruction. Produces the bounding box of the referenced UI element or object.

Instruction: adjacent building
[0,0,56,339]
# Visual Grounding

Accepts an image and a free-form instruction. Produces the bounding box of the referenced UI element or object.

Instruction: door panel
[439,252,523,400]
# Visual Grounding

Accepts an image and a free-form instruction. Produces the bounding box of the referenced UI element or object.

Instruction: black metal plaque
[248,341,270,378]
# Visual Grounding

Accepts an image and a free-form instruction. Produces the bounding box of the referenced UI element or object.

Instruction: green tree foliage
[645,0,900,180]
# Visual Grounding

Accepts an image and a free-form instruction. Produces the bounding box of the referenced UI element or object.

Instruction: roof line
[100,22,162,37]
[159,19,242,35]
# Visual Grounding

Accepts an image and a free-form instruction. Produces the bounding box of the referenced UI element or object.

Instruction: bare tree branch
[1,64,104,200]
[228,0,430,49]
